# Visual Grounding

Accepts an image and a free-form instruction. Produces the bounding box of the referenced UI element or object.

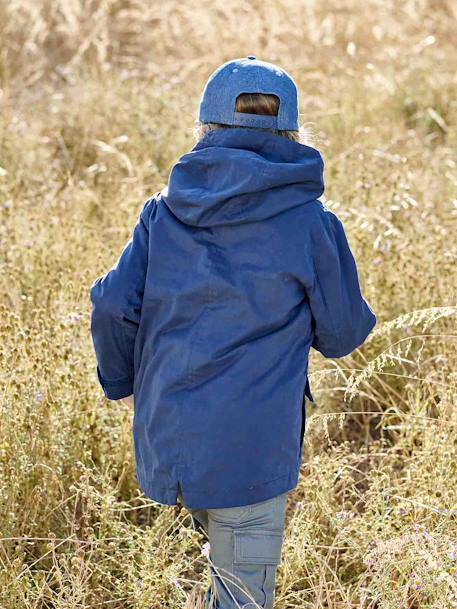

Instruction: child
[90,56,377,609]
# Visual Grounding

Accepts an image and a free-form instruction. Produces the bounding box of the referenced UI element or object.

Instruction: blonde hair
[193,92,317,146]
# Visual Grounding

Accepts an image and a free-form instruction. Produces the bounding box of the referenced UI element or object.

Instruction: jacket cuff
[96,366,134,400]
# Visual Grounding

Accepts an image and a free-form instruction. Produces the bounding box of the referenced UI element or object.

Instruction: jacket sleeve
[305,205,377,359]
[89,196,156,399]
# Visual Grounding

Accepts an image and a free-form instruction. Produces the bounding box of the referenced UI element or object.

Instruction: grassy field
[1,0,457,607]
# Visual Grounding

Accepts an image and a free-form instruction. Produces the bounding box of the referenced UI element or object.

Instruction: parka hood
[161,127,325,227]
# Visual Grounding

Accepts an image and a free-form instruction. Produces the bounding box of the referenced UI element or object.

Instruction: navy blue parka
[89,127,377,509]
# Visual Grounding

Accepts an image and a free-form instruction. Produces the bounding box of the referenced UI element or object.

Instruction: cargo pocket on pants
[233,529,283,609]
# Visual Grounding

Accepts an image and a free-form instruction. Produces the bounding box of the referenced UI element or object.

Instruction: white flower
[201,541,211,558]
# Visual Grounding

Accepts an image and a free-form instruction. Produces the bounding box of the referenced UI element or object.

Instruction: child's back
[90,120,376,510]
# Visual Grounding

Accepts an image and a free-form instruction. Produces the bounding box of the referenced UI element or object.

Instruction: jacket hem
[137,465,301,510]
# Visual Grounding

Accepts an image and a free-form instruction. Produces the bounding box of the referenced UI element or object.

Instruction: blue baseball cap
[198,56,300,131]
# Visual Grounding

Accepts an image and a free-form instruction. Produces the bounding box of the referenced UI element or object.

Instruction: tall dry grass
[1,0,457,607]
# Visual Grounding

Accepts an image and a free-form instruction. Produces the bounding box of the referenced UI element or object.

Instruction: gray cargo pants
[178,488,288,609]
